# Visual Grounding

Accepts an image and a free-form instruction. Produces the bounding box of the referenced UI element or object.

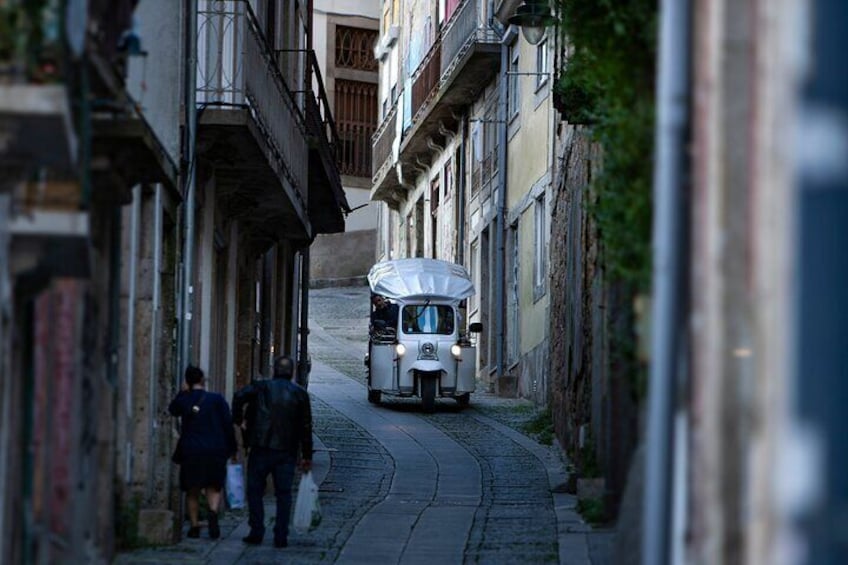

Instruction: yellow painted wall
[518,207,548,351]
[508,37,552,356]
[506,40,551,212]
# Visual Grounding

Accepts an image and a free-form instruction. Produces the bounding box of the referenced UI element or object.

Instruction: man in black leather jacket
[232,355,313,548]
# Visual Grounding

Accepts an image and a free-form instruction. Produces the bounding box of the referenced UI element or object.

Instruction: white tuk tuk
[365,258,481,412]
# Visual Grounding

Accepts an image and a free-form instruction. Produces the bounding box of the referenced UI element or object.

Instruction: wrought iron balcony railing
[371,101,398,182]
[441,0,500,76]
[410,0,500,121]
[197,0,308,200]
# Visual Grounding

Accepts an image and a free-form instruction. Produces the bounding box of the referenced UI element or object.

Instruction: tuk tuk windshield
[401,304,455,335]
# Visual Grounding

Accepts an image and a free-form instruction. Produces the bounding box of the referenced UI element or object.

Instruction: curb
[469,412,592,565]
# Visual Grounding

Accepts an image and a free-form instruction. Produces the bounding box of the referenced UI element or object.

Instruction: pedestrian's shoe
[274,538,288,548]
[187,526,201,539]
[242,533,263,545]
[208,511,220,540]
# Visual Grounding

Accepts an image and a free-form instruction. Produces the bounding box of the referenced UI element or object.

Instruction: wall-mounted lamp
[507,0,558,46]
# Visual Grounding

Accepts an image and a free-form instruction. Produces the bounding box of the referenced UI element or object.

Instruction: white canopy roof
[367,258,475,303]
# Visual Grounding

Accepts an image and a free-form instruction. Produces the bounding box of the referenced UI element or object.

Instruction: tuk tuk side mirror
[469,322,483,333]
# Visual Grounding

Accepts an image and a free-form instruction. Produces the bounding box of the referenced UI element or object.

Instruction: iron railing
[197,0,308,200]
[410,41,442,120]
[409,0,500,123]
[335,79,378,177]
[277,48,352,196]
[371,102,398,181]
[441,0,499,76]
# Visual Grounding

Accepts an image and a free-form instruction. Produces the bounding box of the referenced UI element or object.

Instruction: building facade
[0,0,347,559]
[310,0,382,284]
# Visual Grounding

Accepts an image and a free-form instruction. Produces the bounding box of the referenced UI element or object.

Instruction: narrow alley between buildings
[115,285,614,564]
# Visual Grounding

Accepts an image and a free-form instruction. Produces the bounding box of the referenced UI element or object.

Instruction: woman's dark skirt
[179,454,228,491]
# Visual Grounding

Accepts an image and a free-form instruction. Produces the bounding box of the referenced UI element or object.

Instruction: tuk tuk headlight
[395,343,407,357]
[450,344,462,358]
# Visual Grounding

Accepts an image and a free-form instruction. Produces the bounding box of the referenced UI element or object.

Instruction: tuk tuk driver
[370,294,399,333]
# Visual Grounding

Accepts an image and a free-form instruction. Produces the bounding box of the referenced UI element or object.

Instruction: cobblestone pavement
[115,284,612,564]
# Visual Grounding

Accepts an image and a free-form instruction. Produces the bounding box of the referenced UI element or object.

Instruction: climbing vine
[553,0,657,291]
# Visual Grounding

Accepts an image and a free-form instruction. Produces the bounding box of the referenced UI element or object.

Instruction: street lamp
[507,0,558,45]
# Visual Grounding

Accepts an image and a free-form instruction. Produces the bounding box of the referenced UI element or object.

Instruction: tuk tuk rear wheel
[421,377,436,413]
[456,393,470,407]
[368,389,381,404]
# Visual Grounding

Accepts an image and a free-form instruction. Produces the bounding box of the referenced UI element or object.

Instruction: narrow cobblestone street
[115,286,613,564]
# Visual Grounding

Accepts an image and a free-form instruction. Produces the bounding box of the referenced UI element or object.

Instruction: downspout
[0,195,10,560]
[178,0,198,378]
[494,36,509,379]
[147,184,163,500]
[297,248,310,388]
[174,0,198,538]
[457,115,469,264]
[261,250,273,377]
[642,0,691,563]
[125,185,140,484]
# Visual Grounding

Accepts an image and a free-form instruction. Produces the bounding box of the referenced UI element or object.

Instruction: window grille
[335,79,378,177]
[335,26,379,72]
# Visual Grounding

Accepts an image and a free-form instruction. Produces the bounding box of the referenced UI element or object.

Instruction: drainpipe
[147,184,162,499]
[297,248,310,388]
[0,195,9,560]
[178,0,198,379]
[261,250,273,377]
[494,37,509,379]
[642,0,691,563]
[125,185,140,484]
[457,115,468,264]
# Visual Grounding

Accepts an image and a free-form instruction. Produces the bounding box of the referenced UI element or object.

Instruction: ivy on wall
[553,0,657,291]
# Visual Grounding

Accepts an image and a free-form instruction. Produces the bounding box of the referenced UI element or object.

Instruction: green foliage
[522,407,555,446]
[115,495,143,551]
[0,0,63,80]
[553,0,658,291]
[0,5,24,62]
[576,496,608,526]
[577,440,602,478]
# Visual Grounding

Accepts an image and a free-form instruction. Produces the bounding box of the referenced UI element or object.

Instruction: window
[430,177,440,258]
[446,0,462,21]
[336,27,379,72]
[431,176,440,213]
[536,38,549,89]
[335,79,378,177]
[534,195,547,292]
[382,5,391,34]
[483,99,498,186]
[443,158,453,201]
[508,42,520,118]
[402,305,455,335]
[469,240,479,314]
[471,123,482,194]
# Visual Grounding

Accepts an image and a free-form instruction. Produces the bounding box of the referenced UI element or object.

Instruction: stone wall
[549,126,599,459]
[310,229,376,285]
[548,126,640,508]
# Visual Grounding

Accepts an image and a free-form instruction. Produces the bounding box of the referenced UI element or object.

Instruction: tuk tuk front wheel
[368,389,381,404]
[421,377,436,413]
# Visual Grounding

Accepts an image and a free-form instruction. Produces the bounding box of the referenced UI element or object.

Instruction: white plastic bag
[226,461,246,509]
[292,471,321,533]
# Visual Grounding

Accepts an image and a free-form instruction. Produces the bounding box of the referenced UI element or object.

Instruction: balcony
[301,50,350,234]
[371,0,500,203]
[0,85,77,177]
[370,102,399,203]
[196,0,311,244]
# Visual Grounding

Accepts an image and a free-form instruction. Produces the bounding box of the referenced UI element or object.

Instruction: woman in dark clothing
[169,365,237,539]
